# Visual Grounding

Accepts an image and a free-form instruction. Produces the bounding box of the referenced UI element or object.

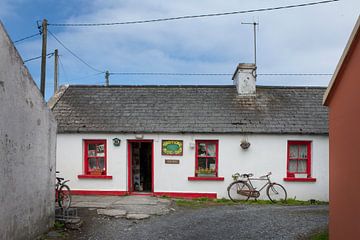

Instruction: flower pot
[197,173,216,177]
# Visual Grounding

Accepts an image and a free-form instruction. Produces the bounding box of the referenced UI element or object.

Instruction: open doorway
[128,140,153,193]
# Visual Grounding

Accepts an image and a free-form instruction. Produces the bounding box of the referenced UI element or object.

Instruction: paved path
[65,200,328,240]
[71,195,172,218]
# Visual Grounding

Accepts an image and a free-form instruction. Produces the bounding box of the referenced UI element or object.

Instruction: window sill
[78,175,113,179]
[283,177,316,182]
[188,177,224,181]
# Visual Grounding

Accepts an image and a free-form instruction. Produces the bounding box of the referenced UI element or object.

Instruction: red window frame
[84,140,107,176]
[195,140,219,177]
[286,141,311,178]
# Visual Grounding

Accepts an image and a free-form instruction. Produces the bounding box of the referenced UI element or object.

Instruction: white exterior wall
[57,133,329,201]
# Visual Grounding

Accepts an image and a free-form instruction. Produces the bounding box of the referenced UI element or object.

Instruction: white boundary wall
[57,133,328,201]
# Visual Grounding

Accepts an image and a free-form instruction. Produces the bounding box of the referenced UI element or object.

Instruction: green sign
[162,140,183,156]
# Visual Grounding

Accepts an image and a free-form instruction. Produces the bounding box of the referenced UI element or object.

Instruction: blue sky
[1,0,359,99]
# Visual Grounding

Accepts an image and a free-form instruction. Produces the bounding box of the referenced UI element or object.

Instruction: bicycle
[56,171,72,209]
[227,172,287,203]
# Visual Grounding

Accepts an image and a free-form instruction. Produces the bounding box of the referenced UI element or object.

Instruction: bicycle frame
[246,176,272,192]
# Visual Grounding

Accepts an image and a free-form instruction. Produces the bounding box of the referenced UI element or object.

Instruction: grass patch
[54,220,65,229]
[309,230,328,240]
[174,197,328,208]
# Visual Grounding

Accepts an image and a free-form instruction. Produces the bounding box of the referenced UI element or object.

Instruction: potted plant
[90,168,103,175]
[196,168,216,177]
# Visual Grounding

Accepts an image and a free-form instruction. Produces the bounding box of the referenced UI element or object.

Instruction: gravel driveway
[65,204,328,240]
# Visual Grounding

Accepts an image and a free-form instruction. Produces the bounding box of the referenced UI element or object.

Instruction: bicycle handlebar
[234,172,272,179]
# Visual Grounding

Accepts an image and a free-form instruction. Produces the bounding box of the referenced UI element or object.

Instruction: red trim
[127,139,154,193]
[153,192,217,199]
[188,177,224,181]
[77,175,113,179]
[283,177,317,182]
[70,190,217,199]
[83,139,107,175]
[286,141,312,178]
[71,190,127,196]
[195,140,219,177]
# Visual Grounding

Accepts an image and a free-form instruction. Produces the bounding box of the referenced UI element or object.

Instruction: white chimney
[232,63,256,96]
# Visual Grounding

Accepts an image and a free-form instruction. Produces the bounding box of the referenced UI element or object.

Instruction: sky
[0,0,359,99]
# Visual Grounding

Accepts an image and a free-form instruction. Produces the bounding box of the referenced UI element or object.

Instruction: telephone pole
[54,49,59,94]
[40,19,48,97]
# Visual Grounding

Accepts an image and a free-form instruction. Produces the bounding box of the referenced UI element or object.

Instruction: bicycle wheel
[58,185,72,209]
[266,183,287,203]
[228,181,251,202]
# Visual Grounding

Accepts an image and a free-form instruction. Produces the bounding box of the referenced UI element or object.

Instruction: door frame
[127,139,154,194]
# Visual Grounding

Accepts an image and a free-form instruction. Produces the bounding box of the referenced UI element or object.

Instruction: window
[195,140,218,177]
[287,141,311,178]
[84,140,107,175]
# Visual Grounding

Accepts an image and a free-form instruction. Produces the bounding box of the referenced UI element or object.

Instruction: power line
[48,0,339,27]
[13,32,41,44]
[48,30,105,73]
[258,73,332,76]
[110,72,231,76]
[23,52,54,63]
[109,72,332,76]
[58,55,69,84]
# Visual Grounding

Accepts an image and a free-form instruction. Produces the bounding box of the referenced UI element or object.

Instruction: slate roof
[51,85,328,134]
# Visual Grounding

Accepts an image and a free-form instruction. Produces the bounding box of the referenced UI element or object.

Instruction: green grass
[174,197,328,208]
[309,230,328,240]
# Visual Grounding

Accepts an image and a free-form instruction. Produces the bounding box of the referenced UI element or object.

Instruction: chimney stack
[232,63,256,96]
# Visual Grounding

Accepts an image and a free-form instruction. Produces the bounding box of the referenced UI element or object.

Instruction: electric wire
[48,0,339,27]
[109,72,332,76]
[48,30,105,73]
[23,52,54,63]
[13,32,41,44]
[58,55,70,85]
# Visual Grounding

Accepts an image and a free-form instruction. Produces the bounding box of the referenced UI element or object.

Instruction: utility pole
[241,22,259,66]
[40,19,48,97]
[54,49,59,94]
[105,70,110,86]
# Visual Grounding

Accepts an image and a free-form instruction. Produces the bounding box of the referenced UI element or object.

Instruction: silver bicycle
[227,172,287,203]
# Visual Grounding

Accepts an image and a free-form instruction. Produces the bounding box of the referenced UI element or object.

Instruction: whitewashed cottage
[50,63,329,200]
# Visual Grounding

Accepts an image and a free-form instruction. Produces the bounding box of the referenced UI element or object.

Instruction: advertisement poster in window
[162,140,183,156]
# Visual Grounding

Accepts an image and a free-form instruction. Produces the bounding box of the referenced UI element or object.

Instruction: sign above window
[162,140,183,156]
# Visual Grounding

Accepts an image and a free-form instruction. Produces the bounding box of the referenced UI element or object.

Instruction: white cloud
[17,0,360,88]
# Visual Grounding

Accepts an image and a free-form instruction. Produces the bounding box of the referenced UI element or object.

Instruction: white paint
[232,63,256,95]
[57,133,329,201]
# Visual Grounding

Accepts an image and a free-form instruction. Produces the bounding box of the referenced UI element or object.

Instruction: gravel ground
[64,204,328,240]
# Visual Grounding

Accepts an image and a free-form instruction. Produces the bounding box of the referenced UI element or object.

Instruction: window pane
[198,143,206,156]
[208,158,216,170]
[88,158,97,170]
[98,158,105,171]
[288,160,297,172]
[198,158,207,169]
[207,144,216,157]
[289,145,298,158]
[299,145,308,159]
[88,144,96,156]
[96,144,104,154]
[298,160,307,173]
